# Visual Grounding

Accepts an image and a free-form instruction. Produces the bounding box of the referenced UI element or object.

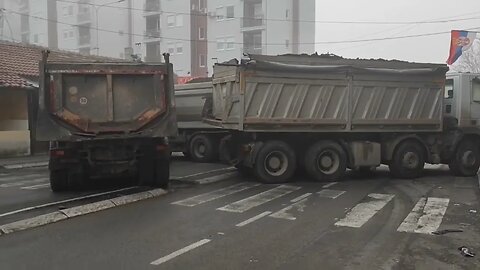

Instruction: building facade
[1,0,315,77]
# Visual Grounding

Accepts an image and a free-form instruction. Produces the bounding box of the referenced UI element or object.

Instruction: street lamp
[95,0,125,55]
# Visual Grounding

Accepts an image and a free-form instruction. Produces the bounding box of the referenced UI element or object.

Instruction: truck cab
[445,73,480,128]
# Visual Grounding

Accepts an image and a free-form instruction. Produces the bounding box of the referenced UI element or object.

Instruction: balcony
[243,46,262,55]
[241,17,265,31]
[77,12,92,24]
[144,0,161,16]
[144,29,161,42]
[78,35,91,47]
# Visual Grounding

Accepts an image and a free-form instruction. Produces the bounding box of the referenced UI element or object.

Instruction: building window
[226,37,235,50]
[226,6,234,19]
[253,34,262,49]
[176,15,183,27]
[199,0,206,10]
[63,30,68,39]
[286,9,290,18]
[216,39,225,51]
[176,42,183,54]
[216,7,224,20]
[285,39,289,48]
[167,42,175,54]
[198,27,206,40]
[167,15,175,27]
[199,54,206,67]
[69,30,74,38]
[68,5,74,15]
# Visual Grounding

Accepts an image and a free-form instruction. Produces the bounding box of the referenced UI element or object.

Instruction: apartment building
[1,0,315,77]
[143,0,315,77]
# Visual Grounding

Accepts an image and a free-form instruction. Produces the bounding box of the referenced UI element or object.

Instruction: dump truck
[205,54,480,184]
[170,81,227,162]
[36,51,177,192]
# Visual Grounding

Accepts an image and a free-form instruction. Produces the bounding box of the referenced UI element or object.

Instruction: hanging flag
[447,30,477,65]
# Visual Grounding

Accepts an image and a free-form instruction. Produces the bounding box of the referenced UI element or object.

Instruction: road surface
[0,162,478,270]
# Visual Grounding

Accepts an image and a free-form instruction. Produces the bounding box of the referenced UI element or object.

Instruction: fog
[315,0,480,63]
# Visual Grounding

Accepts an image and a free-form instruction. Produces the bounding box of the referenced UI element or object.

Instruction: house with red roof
[0,41,125,158]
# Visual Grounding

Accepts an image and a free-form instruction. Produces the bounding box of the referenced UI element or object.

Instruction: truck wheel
[189,134,218,163]
[254,141,296,184]
[389,141,425,179]
[304,141,347,181]
[50,170,69,192]
[449,140,480,177]
[154,157,170,189]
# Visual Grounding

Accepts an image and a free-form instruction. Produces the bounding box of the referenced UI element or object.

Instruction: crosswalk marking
[21,183,51,190]
[397,197,450,234]
[322,182,338,189]
[270,197,309,220]
[236,211,272,227]
[172,182,261,207]
[335,193,395,228]
[317,189,345,199]
[0,178,49,188]
[290,193,312,203]
[217,185,301,213]
[0,174,44,183]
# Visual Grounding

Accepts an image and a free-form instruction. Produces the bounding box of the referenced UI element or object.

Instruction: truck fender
[382,135,429,162]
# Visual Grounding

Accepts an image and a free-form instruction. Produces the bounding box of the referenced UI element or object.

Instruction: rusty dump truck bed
[207,54,449,133]
[36,56,177,141]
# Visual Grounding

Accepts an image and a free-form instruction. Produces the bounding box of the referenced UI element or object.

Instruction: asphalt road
[0,163,479,270]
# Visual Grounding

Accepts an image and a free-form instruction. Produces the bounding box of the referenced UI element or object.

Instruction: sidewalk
[0,155,49,170]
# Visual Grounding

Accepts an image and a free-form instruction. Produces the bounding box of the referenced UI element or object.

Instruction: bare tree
[451,38,480,73]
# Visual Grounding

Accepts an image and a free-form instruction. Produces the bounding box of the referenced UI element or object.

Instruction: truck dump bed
[207,54,449,133]
[175,81,216,129]
[36,54,177,141]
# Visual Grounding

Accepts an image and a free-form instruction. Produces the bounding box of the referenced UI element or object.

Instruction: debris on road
[458,246,476,257]
[432,229,463,235]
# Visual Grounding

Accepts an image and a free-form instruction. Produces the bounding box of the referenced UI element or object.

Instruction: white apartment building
[0,0,21,43]
[206,0,315,74]
[1,0,315,77]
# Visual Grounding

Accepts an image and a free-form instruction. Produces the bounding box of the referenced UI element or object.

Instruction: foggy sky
[315,0,480,63]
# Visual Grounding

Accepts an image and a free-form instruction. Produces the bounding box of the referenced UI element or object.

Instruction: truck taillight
[50,150,65,157]
[156,144,168,152]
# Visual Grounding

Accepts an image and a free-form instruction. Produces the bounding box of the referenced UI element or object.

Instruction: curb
[1,161,49,170]
[0,188,167,236]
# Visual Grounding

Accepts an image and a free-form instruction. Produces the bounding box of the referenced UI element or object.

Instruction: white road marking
[270,198,309,220]
[236,211,272,227]
[150,239,211,265]
[0,187,136,218]
[397,197,450,234]
[335,193,395,228]
[0,174,44,183]
[317,189,346,199]
[193,172,239,185]
[217,185,301,213]
[170,167,235,180]
[3,161,48,170]
[290,193,312,203]
[322,182,338,188]
[172,182,260,207]
[20,183,50,190]
[0,178,49,188]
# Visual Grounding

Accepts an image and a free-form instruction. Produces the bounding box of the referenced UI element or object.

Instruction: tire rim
[316,150,340,175]
[402,151,419,169]
[461,150,476,167]
[193,141,206,158]
[264,151,288,176]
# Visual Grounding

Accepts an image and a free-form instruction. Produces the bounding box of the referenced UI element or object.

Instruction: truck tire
[154,156,170,189]
[50,170,69,192]
[254,141,296,184]
[448,139,480,177]
[304,141,347,181]
[389,141,425,179]
[189,134,218,163]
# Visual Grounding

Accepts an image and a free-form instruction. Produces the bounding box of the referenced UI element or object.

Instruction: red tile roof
[0,41,127,89]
